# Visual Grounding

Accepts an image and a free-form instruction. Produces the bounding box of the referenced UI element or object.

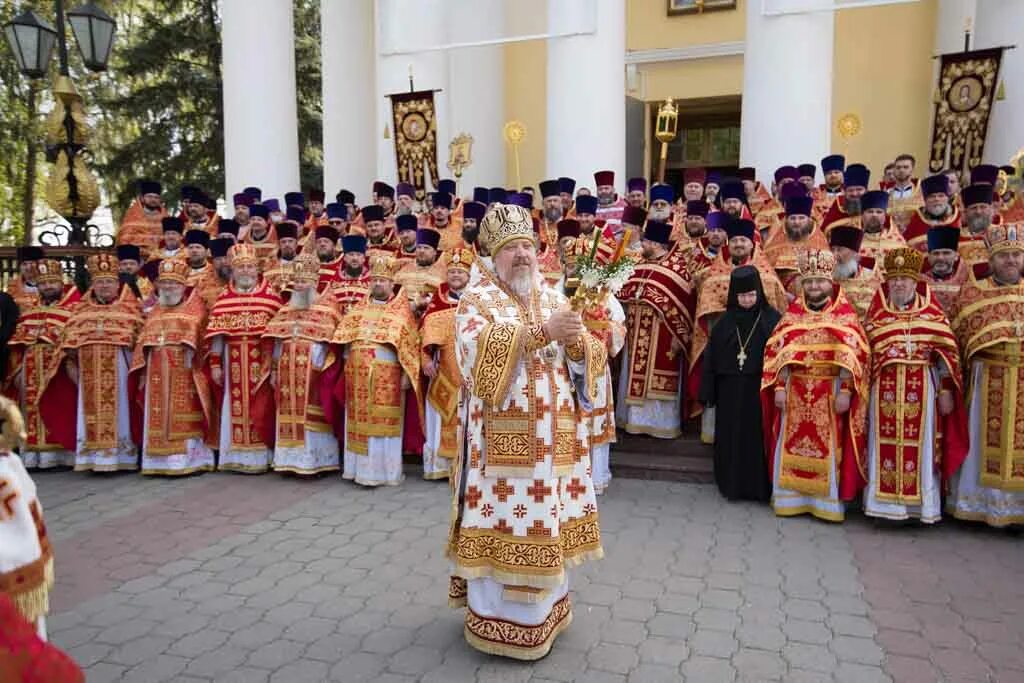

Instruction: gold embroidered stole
[865,290,961,504]
[334,295,421,455]
[9,301,73,449]
[953,279,1024,490]
[422,293,461,458]
[263,296,340,446]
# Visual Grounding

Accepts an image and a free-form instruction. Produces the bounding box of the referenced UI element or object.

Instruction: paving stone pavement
[34,470,1024,682]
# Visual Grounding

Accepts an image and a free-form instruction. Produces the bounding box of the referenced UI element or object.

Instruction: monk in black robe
[699,266,781,501]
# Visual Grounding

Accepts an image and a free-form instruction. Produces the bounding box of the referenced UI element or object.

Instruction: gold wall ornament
[655,98,679,183]
[836,113,862,139]
[503,120,527,189]
[447,133,474,193]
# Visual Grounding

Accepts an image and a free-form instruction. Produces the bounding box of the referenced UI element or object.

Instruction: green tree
[91,0,224,219]
[294,0,323,193]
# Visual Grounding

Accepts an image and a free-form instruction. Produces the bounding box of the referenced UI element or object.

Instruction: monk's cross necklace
[735,312,762,370]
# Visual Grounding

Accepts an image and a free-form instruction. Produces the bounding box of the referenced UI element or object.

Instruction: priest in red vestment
[861,248,968,523]
[204,244,283,473]
[761,249,870,522]
[902,173,962,252]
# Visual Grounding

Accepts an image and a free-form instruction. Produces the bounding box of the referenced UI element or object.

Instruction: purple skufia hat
[627,177,647,193]
[263,198,281,213]
[921,174,950,197]
[507,193,532,209]
[706,212,728,231]
[780,182,808,201]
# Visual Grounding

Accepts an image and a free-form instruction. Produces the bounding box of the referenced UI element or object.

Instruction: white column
[447,0,505,194]
[739,1,834,187]
[546,0,626,192]
[375,0,450,189]
[322,0,376,200]
[221,0,300,203]
[972,0,1023,165]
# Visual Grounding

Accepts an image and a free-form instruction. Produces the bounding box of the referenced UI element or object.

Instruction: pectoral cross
[292,321,300,338]
[1015,320,1024,338]
[737,349,747,370]
[157,331,166,347]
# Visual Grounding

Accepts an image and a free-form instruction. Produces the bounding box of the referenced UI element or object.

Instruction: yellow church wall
[638,56,744,102]
[502,1,548,190]
[831,0,937,178]
[626,0,745,50]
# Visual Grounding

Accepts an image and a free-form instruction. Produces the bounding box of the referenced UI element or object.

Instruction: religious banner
[928,48,1004,175]
[388,90,439,200]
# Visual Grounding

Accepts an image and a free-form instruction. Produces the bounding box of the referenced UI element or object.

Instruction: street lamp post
[3,1,115,248]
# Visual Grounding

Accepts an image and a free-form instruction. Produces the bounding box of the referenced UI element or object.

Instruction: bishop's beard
[289,288,314,310]
[833,259,859,280]
[159,290,183,307]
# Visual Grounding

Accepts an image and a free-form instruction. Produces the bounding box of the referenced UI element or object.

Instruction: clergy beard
[497,261,537,298]
[216,264,232,281]
[40,290,61,305]
[416,253,436,267]
[289,288,314,310]
[544,206,562,222]
[844,198,862,215]
[889,291,915,309]
[188,256,206,269]
[931,259,954,277]
[833,259,859,280]
[806,294,829,310]
[159,290,183,307]
[234,275,257,291]
[925,205,949,220]
[462,227,479,244]
[318,251,336,263]
[649,207,671,221]
[784,225,809,241]
[862,215,884,234]
[345,265,363,278]
[966,213,990,233]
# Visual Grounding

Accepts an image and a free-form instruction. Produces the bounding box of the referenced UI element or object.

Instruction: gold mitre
[446,247,474,273]
[985,222,1024,256]
[156,258,190,284]
[290,253,321,283]
[229,243,259,266]
[479,203,535,255]
[883,247,924,280]
[87,252,118,281]
[369,254,399,280]
[35,259,64,285]
[798,249,836,281]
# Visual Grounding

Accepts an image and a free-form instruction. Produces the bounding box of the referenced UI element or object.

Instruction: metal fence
[0,217,114,290]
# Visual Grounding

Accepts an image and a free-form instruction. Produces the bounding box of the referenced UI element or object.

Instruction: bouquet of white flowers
[569,229,637,312]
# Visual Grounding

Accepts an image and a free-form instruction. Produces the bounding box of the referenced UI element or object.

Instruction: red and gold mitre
[882,247,924,280]
[479,203,534,255]
[35,259,63,286]
[445,247,474,273]
[86,253,118,281]
[229,243,259,266]
[369,254,399,280]
[290,253,320,283]
[797,248,836,281]
[156,258,190,284]
[985,222,1024,256]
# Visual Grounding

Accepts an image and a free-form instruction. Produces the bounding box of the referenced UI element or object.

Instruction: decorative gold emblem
[504,121,527,189]
[883,248,924,280]
[837,113,862,139]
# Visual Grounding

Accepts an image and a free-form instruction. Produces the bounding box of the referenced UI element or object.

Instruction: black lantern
[67,1,116,72]
[3,11,59,79]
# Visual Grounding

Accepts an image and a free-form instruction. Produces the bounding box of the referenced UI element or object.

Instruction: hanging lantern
[3,10,59,79]
[67,1,116,72]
